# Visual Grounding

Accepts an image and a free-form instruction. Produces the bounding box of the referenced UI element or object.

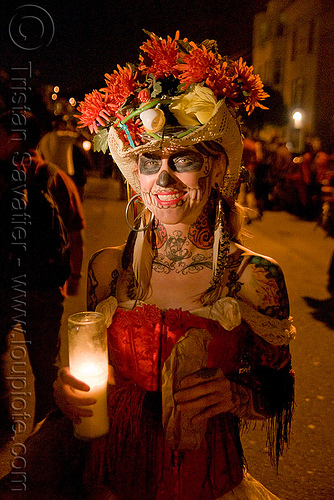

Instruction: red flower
[206,61,238,99]
[230,58,269,114]
[138,88,151,103]
[139,32,180,79]
[102,65,138,112]
[75,90,113,134]
[177,42,220,90]
[115,111,146,147]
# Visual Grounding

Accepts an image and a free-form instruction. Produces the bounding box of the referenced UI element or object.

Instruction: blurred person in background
[0,111,85,442]
[269,141,293,211]
[254,135,279,216]
[38,115,90,200]
[296,137,330,220]
[238,128,259,221]
[321,175,334,295]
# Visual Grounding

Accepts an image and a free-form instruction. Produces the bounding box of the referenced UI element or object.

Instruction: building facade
[252,0,334,152]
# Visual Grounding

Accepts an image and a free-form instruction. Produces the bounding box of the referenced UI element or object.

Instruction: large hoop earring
[125,194,154,232]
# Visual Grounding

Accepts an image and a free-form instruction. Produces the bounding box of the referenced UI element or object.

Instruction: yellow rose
[169,86,217,127]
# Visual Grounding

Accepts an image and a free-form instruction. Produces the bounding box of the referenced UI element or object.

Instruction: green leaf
[176,82,185,94]
[201,39,219,54]
[118,94,137,115]
[147,73,157,85]
[151,81,162,98]
[177,39,192,54]
[142,29,159,40]
[93,128,109,153]
[127,62,137,73]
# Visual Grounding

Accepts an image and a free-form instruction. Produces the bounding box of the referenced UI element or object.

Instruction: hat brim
[108,99,243,198]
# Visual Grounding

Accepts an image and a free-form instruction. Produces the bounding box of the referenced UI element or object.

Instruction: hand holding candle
[68,311,111,439]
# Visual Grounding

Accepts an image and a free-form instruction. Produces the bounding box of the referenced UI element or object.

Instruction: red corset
[107,303,288,389]
[88,304,289,499]
[108,304,215,390]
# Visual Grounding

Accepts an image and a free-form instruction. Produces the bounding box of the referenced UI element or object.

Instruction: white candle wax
[68,311,110,440]
[73,370,109,440]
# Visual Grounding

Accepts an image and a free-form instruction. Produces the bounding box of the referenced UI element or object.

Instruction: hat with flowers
[75,30,268,198]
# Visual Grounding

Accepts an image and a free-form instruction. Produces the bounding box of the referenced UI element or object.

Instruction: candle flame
[73,361,105,378]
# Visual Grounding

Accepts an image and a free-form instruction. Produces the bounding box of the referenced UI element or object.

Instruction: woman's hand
[53,367,95,423]
[174,368,235,425]
[53,366,115,424]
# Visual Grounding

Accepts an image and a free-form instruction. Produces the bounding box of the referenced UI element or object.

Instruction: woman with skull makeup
[2,32,295,500]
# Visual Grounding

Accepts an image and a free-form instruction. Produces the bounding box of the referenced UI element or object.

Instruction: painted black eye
[139,150,204,175]
[171,152,203,172]
[139,155,162,175]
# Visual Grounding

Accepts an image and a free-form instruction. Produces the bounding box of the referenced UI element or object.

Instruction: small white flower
[140,108,165,132]
[205,298,242,331]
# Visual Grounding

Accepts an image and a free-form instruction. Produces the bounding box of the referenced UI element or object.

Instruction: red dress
[85,303,292,500]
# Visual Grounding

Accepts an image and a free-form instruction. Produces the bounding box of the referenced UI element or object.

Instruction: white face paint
[137,147,226,225]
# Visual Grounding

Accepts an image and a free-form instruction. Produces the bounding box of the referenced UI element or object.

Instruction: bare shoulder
[228,243,289,319]
[89,245,124,273]
[87,245,125,310]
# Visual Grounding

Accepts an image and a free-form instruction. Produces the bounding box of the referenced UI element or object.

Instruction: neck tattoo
[152,205,214,275]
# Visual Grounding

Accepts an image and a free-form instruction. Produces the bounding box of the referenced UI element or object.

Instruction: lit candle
[68,311,110,440]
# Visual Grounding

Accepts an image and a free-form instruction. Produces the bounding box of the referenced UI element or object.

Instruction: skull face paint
[139,149,204,175]
[137,147,225,225]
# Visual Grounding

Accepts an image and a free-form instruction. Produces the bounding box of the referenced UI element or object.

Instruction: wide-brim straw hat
[108,99,243,199]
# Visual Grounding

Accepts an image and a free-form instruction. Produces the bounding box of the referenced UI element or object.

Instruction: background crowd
[239,128,334,224]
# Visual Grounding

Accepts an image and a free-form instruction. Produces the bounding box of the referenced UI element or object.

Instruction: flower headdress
[75,30,268,197]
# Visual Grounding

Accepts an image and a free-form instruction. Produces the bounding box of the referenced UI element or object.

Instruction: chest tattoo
[226,270,243,298]
[153,230,212,275]
[166,230,191,262]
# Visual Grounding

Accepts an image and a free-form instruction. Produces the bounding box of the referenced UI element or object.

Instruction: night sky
[1,0,268,99]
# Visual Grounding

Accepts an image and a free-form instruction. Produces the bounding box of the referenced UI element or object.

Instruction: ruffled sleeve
[192,297,241,330]
[95,296,118,327]
[237,300,296,346]
[193,298,296,346]
[194,297,295,467]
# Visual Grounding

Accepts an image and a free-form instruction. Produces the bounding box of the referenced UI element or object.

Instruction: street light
[292,108,304,152]
[292,109,303,129]
[82,140,91,151]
